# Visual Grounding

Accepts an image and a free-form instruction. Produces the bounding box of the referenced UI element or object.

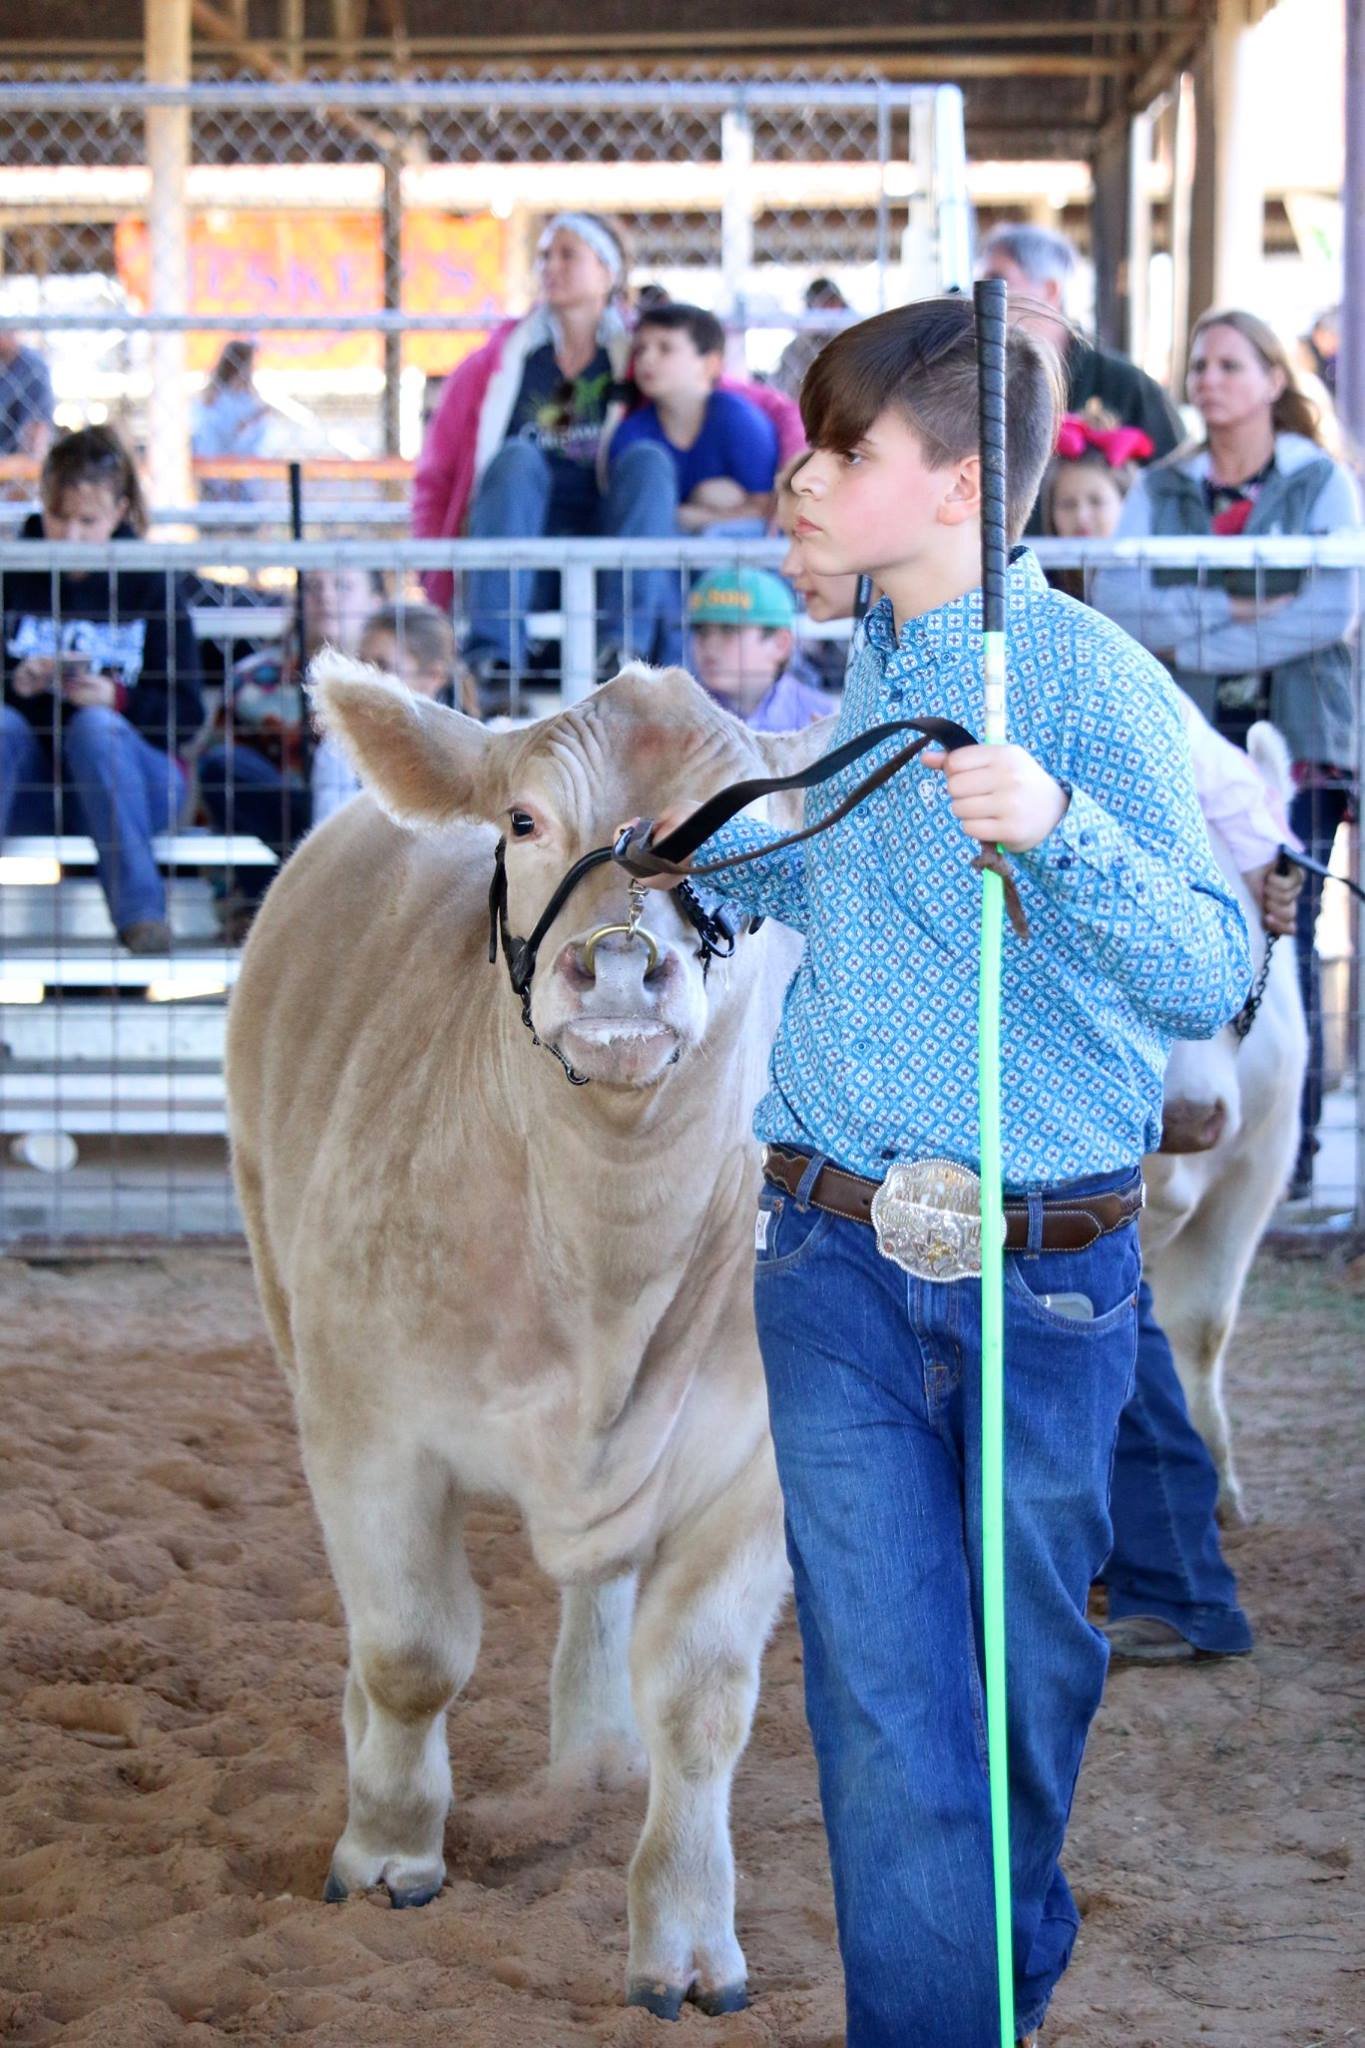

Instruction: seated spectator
[978,223,1181,532]
[412,212,678,698]
[0,331,55,461]
[685,567,830,730]
[198,565,382,939]
[1092,306,1362,1197]
[312,602,477,826]
[0,425,203,953]
[771,277,855,401]
[192,338,274,502]
[613,303,779,534]
[771,452,862,694]
[1041,409,1153,599]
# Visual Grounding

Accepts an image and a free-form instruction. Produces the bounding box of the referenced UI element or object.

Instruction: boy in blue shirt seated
[631,297,1252,2046]
[685,566,832,731]
[612,304,779,532]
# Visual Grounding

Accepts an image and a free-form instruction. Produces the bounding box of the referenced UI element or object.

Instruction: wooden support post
[382,152,403,459]
[1091,127,1131,351]
[1196,0,1263,311]
[145,0,192,514]
[1168,71,1196,386]
[1341,0,1365,457]
[1126,107,1154,371]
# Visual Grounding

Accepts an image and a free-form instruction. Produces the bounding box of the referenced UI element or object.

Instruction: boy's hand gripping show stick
[974,273,1015,2048]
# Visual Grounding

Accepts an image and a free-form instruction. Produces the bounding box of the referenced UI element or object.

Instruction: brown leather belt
[762,1146,1144,1253]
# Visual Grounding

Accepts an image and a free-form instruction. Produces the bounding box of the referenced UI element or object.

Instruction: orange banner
[115,211,505,376]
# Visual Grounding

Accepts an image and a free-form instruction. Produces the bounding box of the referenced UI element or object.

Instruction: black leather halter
[487,842,748,1085]
[487,715,997,1085]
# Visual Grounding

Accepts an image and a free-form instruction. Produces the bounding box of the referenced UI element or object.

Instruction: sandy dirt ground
[0,1246,1360,2048]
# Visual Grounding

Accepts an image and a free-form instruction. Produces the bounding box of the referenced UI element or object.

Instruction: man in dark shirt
[979,224,1183,531]
[0,333,55,458]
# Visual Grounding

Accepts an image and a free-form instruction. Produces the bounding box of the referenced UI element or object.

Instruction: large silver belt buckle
[870,1156,1000,1282]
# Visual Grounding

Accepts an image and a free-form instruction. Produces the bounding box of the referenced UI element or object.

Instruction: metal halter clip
[582,884,662,979]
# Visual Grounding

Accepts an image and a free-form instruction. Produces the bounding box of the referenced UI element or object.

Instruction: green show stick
[973,273,1015,2048]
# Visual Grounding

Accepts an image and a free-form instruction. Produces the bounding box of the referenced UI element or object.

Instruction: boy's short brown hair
[800,297,1065,543]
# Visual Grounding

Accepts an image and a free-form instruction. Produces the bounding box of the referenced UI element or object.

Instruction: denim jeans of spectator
[754,1160,1141,2048]
[1288,779,1353,1176]
[0,700,185,931]
[1099,1279,1252,1654]
[463,437,679,670]
[198,740,310,905]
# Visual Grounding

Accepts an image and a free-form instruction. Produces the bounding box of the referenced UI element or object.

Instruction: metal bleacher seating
[0,831,275,1148]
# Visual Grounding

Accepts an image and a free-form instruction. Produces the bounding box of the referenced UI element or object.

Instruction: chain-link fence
[0,528,1360,1245]
[0,74,970,521]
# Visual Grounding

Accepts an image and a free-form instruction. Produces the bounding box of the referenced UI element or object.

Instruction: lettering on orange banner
[115,212,506,375]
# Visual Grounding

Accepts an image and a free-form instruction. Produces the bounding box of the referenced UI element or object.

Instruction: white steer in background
[1143,724,1308,1522]
[226,658,823,2021]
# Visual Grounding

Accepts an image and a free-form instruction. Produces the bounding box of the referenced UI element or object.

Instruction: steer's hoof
[691,1983,748,2016]
[627,1979,687,2021]
[322,1867,349,1903]
[387,1877,444,1910]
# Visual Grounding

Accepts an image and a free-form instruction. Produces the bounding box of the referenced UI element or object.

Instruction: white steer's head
[313,655,830,1090]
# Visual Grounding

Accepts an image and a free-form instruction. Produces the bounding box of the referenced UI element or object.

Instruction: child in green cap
[685,566,834,731]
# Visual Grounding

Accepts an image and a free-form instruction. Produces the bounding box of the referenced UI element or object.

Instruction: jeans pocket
[754,1187,832,1274]
[1005,1221,1141,1335]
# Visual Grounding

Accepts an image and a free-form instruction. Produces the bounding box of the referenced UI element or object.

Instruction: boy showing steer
[633,298,1251,2045]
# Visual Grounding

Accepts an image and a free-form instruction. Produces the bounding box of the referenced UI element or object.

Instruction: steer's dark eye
[509,809,536,839]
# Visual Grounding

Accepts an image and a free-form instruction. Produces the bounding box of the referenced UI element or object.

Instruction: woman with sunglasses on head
[412,214,679,706]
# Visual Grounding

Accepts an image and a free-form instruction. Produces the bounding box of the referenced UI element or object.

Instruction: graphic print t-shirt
[505,343,614,474]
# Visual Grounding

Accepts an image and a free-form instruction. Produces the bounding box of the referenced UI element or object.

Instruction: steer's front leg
[303,1424,482,1908]
[625,1440,789,2018]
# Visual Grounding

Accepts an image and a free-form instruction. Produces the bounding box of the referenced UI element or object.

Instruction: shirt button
[1057,853,1075,869]
[1079,830,1093,846]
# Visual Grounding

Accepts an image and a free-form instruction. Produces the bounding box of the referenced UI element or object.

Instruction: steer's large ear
[749,713,839,832]
[311,649,494,828]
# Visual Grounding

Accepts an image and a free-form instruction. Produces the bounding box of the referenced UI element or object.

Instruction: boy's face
[689,621,790,712]
[790,412,978,581]
[632,325,721,402]
[776,488,861,621]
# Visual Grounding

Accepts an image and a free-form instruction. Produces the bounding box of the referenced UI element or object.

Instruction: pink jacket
[411,312,804,610]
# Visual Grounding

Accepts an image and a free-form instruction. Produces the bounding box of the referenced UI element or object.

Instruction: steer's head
[313,654,830,1089]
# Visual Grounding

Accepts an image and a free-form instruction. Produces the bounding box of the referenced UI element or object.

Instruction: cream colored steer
[227,656,827,2019]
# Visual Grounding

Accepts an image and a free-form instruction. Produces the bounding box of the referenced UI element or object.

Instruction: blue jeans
[755,1160,1142,2047]
[1100,1280,1252,1654]
[1288,780,1353,1172]
[1,701,185,930]
[464,438,679,669]
[199,740,310,904]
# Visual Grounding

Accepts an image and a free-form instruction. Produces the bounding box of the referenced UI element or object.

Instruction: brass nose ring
[582,922,661,977]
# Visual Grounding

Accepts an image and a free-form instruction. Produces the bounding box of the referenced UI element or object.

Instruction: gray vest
[1142,454,1355,768]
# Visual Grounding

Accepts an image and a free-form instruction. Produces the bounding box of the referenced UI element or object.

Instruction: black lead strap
[615,715,977,874]
[614,714,1031,941]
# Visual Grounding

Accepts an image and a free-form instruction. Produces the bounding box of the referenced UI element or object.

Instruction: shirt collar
[862,547,1047,682]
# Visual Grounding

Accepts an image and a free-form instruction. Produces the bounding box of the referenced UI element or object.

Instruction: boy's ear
[938,452,983,529]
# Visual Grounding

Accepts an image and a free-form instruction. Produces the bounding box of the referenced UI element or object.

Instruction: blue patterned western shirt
[704,549,1253,1190]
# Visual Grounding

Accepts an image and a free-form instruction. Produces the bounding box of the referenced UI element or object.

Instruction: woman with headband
[412,212,678,707]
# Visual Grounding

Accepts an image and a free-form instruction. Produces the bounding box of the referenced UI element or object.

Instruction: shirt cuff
[1016,783,1124,884]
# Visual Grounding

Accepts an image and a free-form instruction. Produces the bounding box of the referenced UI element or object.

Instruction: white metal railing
[1,531,1361,1241]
